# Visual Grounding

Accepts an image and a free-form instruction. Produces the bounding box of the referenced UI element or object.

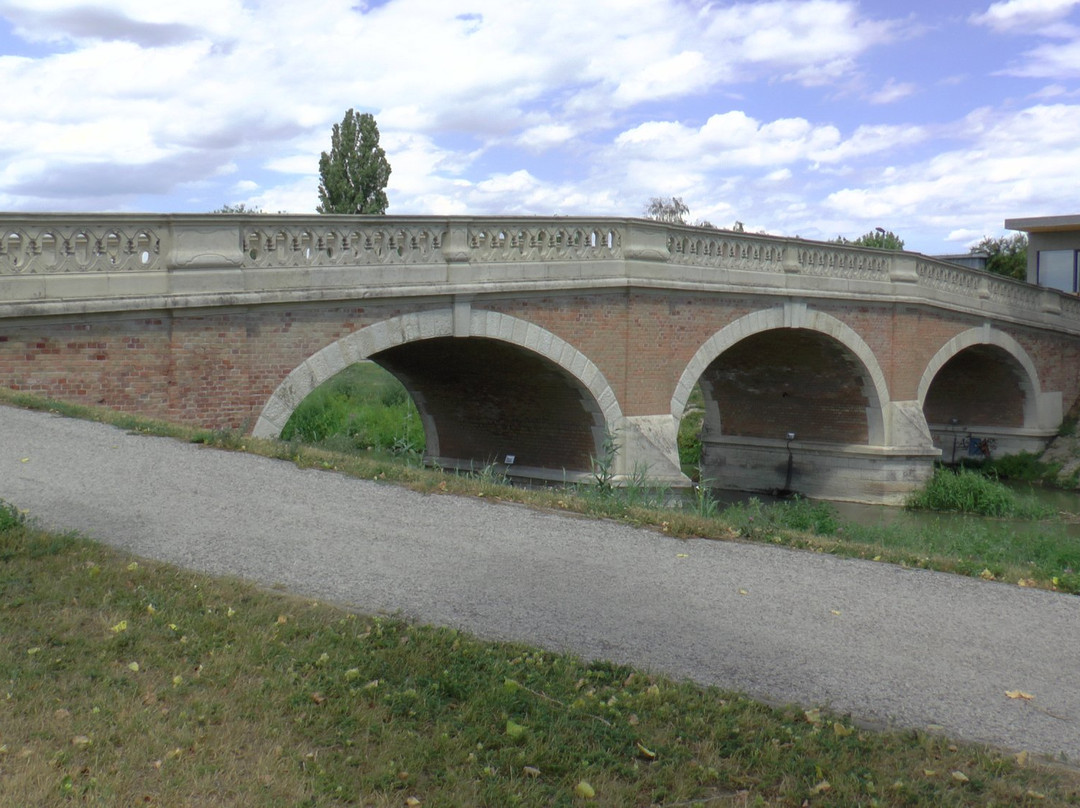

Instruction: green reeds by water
[907,467,1054,519]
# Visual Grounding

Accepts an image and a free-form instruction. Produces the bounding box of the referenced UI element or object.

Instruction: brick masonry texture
[3,291,1079,459]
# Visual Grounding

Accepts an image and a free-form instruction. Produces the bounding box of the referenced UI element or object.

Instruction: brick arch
[670,304,889,444]
[252,308,623,439]
[917,326,1040,427]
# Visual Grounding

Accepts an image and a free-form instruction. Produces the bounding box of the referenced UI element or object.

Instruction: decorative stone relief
[0,225,161,274]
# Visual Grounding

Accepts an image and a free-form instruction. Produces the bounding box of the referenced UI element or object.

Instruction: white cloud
[868,78,917,104]
[825,104,1080,236]
[971,0,1080,33]
[1006,38,1080,76]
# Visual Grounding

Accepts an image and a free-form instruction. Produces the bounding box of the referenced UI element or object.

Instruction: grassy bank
[1,503,1077,806]
[1,387,1078,597]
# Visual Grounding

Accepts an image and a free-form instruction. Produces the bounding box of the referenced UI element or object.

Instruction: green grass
[957,452,1067,488]
[281,362,424,459]
[1,503,1078,806]
[677,384,705,477]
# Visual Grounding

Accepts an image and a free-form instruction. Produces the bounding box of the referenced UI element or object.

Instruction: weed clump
[907,467,1053,519]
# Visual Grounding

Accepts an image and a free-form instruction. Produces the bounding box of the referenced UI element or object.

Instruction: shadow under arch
[671,304,890,445]
[917,325,1041,426]
[252,308,624,467]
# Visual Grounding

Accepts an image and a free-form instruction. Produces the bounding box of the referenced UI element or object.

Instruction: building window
[1038,249,1077,292]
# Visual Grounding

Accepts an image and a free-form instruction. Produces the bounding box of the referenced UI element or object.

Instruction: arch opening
[918,327,1059,461]
[699,328,873,446]
[372,337,606,475]
[672,309,934,504]
[253,308,621,484]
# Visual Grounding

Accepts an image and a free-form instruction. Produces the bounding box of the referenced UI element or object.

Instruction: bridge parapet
[2,214,1078,336]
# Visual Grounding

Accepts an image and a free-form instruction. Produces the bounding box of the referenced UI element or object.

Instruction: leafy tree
[317,109,391,214]
[972,233,1027,280]
[834,228,905,250]
[211,203,264,214]
[644,196,690,224]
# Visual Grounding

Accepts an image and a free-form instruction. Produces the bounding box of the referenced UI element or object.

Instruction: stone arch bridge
[3,214,1080,504]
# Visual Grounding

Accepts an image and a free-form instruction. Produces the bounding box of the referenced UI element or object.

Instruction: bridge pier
[701,437,938,505]
[612,414,691,487]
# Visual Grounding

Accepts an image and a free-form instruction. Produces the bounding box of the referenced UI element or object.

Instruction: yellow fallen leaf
[809,780,831,795]
[1005,690,1035,700]
[804,708,822,725]
[276,614,288,625]
[980,569,995,580]
[636,742,657,760]
[830,609,842,616]
[20,457,29,463]
[832,722,853,737]
[737,588,749,595]
[506,720,527,739]
[405,798,422,807]
[1027,790,1046,800]
[676,553,689,558]
[523,766,541,777]
[126,562,139,571]
[127,662,140,672]
[110,620,128,633]
[574,780,596,799]
[923,769,937,777]
[1015,750,1029,766]
[951,771,969,783]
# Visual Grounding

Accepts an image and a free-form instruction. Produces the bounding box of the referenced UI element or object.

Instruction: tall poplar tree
[317,109,391,214]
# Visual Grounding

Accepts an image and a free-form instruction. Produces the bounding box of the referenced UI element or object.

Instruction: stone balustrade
[1,213,1075,335]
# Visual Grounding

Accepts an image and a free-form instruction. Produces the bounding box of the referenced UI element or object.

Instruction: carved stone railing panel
[0,223,161,274]
[667,231,786,271]
[1060,295,1080,319]
[799,246,890,280]
[984,275,1042,312]
[241,224,446,268]
[3,214,1080,334]
[467,224,622,262]
[915,259,982,297]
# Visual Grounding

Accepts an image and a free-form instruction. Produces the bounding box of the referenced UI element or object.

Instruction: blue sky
[1,0,1079,254]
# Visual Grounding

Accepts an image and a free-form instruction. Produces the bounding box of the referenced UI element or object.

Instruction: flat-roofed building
[1006,214,1080,293]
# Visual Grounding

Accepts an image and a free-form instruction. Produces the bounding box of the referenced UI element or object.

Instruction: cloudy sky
[1,0,1079,254]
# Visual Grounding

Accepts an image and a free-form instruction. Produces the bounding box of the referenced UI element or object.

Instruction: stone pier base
[701,436,939,506]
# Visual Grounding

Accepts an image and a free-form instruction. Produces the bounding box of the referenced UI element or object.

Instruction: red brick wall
[2,293,1078,444]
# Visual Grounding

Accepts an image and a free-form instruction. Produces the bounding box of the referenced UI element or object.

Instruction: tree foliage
[834,229,905,250]
[972,233,1027,280]
[211,203,264,214]
[644,196,690,224]
[317,109,391,215]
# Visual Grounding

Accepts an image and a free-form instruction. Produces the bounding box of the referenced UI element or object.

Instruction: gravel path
[2,404,1078,762]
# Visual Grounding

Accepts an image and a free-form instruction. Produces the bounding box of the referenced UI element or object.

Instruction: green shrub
[960,452,1062,485]
[907,467,1053,519]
